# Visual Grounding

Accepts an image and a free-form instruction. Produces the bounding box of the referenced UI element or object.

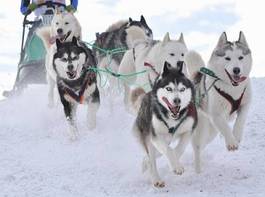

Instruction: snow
[0,77,265,197]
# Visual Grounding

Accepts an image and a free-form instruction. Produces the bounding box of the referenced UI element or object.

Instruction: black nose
[233,67,241,75]
[173,98,181,105]
[68,64,74,70]
[57,28,63,34]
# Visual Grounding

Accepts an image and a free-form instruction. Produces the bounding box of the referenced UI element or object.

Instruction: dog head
[153,61,194,119]
[158,33,188,74]
[51,11,81,43]
[126,15,153,46]
[209,31,252,86]
[53,37,87,80]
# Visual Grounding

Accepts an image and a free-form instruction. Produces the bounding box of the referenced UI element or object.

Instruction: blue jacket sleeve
[20,0,30,14]
[70,0,78,10]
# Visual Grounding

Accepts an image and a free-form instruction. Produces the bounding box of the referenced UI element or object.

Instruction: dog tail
[36,26,52,50]
[129,87,146,115]
[185,50,205,80]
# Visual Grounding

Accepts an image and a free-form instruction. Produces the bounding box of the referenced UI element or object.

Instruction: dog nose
[173,98,181,105]
[68,64,74,70]
[57,28,63,34]
[233,67,241,75]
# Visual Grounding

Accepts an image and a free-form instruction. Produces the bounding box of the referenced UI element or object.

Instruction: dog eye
[238,56,244,60]
[61,58,67,62]
[179,87,186,92]
[166,87,173,92]
[72,56,79,61]
[56,22,59,25]
[225,57,231,61]
[181,53,184,57]
[65,22,69,25]
[170,53,175,57]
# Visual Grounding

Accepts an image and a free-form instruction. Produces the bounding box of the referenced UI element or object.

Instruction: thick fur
[119,33,188,108]
[131,62,197,187]
[37,12,82,107]
[53,38,100,140]
[185,32,252,173]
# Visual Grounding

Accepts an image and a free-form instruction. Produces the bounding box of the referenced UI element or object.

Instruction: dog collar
[214,85,246,115]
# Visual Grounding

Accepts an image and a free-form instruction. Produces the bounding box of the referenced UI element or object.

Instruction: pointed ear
[96,32,100,39]
[140,15,147,25]
[72,36,78,46]
[162,32,170,46]
[238,31,248,47]
[56,39,62,49]
[216,32,227,47]
[178,33,185,44]
[161,61,171,77]
[129,17,133,23]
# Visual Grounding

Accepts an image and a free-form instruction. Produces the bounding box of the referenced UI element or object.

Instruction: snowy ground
[0,75,265,197]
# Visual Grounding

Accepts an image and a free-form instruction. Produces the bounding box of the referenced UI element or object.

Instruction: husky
[131,61,197,187]
[185,32,252,173]
[119,32,188,108]
[93,15,153,73]
[53,37,100,140]
[37,11,82,107]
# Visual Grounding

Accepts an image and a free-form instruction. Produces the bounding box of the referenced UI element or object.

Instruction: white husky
[119,32,188,107]
[37,11,82,107]
[185,32,252,173]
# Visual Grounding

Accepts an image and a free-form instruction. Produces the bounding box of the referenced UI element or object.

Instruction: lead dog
[185,32,252,172]
[131,62,197,187]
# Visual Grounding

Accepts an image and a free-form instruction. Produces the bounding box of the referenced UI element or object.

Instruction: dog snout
[173,98,181,105]
[233,67,241,75]
[67,64,74,71]
[177,61,184,67]
[57,28,63,35]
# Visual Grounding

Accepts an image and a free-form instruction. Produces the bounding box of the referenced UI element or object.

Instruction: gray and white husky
[54,37,100,140]
[185,32,252,173]
[131,62,197,187]
[119,32,188,107]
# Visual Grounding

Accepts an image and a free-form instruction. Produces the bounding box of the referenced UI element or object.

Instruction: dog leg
[147,144,165,188]
[213,115,238,151]
[87,101,99,130]
[47,75,55,108]
[173,131,191,175]
[63,102,78,141]
[233,104,250,144]
[151,135,181,175]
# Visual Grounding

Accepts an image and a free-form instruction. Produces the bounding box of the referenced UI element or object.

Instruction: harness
[58,69,96,104]
[214,85,246,115]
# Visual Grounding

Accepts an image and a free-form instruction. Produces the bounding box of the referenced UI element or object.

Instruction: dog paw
[173,165,185,175]
[226,138,239,151]
[87,123,96,131]
[48,101,55,108]
[153,180,165,188]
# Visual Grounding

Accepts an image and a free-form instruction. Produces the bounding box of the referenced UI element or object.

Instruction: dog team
[37,10,252,188]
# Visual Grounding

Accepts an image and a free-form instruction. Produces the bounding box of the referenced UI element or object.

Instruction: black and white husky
[131,62,197,187]
[185,32,252,173]
[53,37,100,140]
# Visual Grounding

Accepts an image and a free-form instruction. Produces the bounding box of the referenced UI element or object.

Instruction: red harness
[144,62,160,76]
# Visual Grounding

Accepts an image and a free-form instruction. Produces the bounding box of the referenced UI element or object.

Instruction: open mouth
[49,31,72,44]
[66,70,77,79]
[162,97,181,119]
[225,69,247,87]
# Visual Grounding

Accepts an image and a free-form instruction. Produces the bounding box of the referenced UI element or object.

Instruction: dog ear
[216,32,227,47]
[140,15,147,25]
[129,17,133,23]
[178,33,185,45]
[238,31,249,47]
[162,32,170,46]
[56,39,62,49]
[161,61,171,77]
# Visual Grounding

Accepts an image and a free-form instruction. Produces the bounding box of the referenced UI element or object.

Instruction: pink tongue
[162,97,179,114]
[235,76,247,82]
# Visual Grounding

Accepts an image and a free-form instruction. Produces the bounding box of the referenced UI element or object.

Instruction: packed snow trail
[0,78,265,197]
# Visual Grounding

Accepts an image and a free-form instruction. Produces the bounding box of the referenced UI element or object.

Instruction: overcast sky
[0,0,264,77]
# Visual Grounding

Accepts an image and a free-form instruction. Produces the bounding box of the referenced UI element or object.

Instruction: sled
[3,2,65,98]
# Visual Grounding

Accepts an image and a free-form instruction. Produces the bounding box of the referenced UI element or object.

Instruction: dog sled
[3,2,66,98]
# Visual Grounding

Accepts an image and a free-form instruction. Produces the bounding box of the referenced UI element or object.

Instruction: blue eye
[61,58,67,62]
[179,87,185,92]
